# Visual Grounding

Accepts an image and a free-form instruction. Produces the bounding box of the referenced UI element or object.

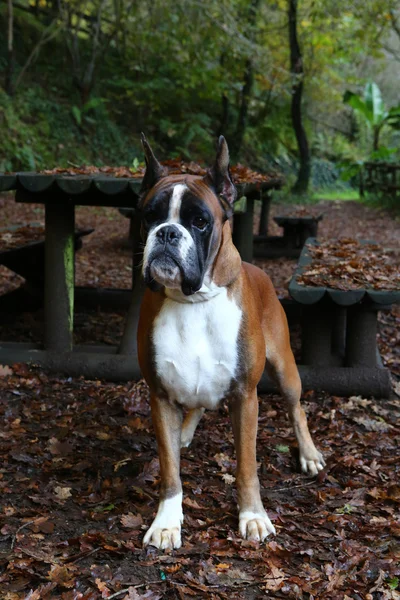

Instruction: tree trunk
[233,57,254,158]
[219,93,229,137]
[232,0,260,159]
[6,0,14,96]
[218,53,229,137]
[288,0,310,194]
[373,125,380,152]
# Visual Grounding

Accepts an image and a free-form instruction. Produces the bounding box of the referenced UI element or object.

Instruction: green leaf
[93,503,115,513]
[338,160,363,181]
[233,196,247,214]
[337,503,354,514]
[387,104,400,117]
[364,81,386,126]
[71,105,81,126]
[83,97,105,112]
[370,147,396,161]
[343,90,372,123]
[385,105,400,129]
[276,444,290,453]
[386,577,399,590]
[130,157,141,174]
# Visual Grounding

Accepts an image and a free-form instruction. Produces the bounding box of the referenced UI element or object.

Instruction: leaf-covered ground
[0,369,399,599]
[0,195,399,599]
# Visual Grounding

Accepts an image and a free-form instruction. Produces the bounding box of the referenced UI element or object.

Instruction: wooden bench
[0,224,93,309]
[254,214,323,259]
[284,238,400,398]
[363,161,400,204]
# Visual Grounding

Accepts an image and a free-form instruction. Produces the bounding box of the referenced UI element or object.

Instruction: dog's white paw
[299,448,326,476]
[143,524,182,550]
[239,510,276,542]
[143,494,183,550]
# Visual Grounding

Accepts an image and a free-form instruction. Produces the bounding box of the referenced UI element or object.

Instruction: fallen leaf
[120,513,143,529]
[54,486,72,501]
[0,365,13,377]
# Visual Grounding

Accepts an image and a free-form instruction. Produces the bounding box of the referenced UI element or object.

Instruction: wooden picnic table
[1,174,397,398]
[0,171,280,382]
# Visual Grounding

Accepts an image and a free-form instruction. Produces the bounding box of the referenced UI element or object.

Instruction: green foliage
[344,82,400,151]
[71,98,105,128]
[312,190,360,201]
[344,82,385,127]
[0,0,399,196]
[0,86,139,171]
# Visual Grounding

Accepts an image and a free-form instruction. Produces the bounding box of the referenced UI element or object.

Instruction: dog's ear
[212,220,241,287]
[204,136,237,211]
[140,133,166,197]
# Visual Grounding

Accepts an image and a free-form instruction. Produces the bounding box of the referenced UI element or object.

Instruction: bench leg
[345,305,378,367]
[331,306,346,360]
[301,304,337,366]
[232,197,254,263]
[44,203,75,352]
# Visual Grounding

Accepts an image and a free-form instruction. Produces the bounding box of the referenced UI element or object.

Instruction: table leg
[258,193,271,236]
[119,211,145,356]
[301,304,336,366]
[232,197,254,263]
[283,224,298,250]
[345,305,378,367]
[44,202,75,352]
[331,306,346,360]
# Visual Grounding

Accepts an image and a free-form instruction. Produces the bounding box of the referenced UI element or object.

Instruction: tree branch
[14,18,62,90]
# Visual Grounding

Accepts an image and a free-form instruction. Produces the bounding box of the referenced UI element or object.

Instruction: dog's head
[139,135,241,297]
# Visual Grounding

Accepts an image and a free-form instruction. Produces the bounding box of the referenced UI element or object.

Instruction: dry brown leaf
[54,486,72,501]
[120,513,143,529]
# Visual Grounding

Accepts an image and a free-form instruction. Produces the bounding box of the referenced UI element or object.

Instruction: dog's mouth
[148,254,183,290]
[144,248,203,296]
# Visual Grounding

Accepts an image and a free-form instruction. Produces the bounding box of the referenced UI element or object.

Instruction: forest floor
[0,195,399,599]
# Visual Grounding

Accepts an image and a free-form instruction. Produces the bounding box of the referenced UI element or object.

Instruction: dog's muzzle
[144,223,202,294]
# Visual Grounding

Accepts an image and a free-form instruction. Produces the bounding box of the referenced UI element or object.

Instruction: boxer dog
[137,134,325,550]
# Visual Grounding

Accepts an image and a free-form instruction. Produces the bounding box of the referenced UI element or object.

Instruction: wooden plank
[18,173,55,192]
[0,174,17,192]
[57,175,93,195]
[93,176,130,195]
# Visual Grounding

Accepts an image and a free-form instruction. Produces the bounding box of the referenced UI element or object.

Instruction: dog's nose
[156,226,182,246]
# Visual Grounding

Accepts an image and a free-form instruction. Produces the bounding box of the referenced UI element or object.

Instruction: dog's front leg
[229,388,276,542]
[143,395,183,550]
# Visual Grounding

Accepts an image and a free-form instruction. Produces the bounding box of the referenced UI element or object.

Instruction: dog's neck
[164,276,226,304]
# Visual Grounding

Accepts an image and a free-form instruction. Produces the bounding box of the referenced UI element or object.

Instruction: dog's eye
[143,210,157,225]
[193,216,207,230]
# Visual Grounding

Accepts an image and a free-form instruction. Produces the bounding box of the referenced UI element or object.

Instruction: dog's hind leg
[180,407,205,448]
[266,347,325,476]
[229,388,276,542]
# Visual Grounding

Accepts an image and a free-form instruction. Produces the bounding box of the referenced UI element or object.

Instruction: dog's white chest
[152,290,242,409]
